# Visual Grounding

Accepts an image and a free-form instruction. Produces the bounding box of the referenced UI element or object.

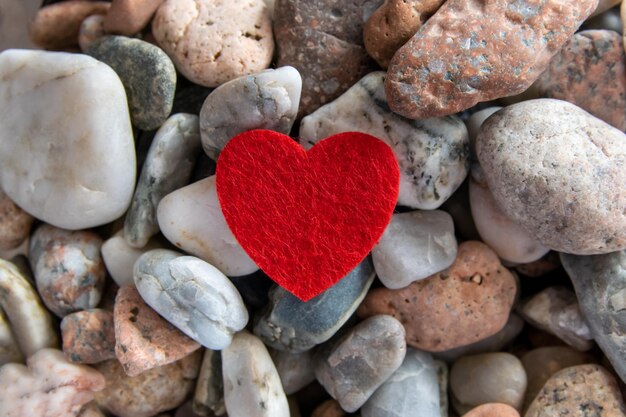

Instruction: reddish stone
[461,403,520,417]
[61,309,116,364]
[0,190,33,251]
[311,399,345,417]
[104,0,164,36]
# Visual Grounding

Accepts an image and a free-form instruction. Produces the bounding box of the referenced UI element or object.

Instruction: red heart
[216,130,399,301]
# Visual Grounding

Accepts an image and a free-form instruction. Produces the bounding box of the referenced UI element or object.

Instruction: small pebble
[101,231,161,287]
[461,403,520,417]
[78,15,106,51]
[61,309,116,364]
[311,400,345,417]
[193,349,225,416]
[0,310,23,365]
[0,190,33,251]
[104,0,165,36]
[465,106,502,152]
[271,349,316,395]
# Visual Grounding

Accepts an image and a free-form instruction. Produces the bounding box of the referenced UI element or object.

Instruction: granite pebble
[0,190,33,251]
[61,309,116,364]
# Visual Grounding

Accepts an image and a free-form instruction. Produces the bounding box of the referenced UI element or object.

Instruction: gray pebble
[270,349,316,395]
[193,349,225,417]
[436,360,448,417]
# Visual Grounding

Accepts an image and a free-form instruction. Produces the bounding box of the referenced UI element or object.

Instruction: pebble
[372,210,457,289]
[515,251,561,278]
[0,190,33,251]
[78,15,106,51]
[0,49,136,230]
[125,113,201,247]
[152,0,274,87]
[465,106,502,152]
[134,249,249,349]
[0,348,106,417]
[525,364,626,417]
[61,309,116,364]
[271,349,316,395]
[86,35,177,130]
[199,66,302,160]
[157,176,258,276]
[436,360,449,417]
[450,352,527,415]
[361,348,441,417]
[95,352,202,417]
[0,0,38,50]
[461,404,520,417]
[534,30,626,131]
[363,0,445,68]
[358,241,517,352]
[193,349,225,416]
[594,0,622,16]
[78,402,107,417]
[101,231,162,287]
[104,0,164,36]
[312,400,345,417]
[315,315,407,413]
[29,1,110,50]
[585,6,622,32]
[0,310,22,365]
[561,251,626,383]
[476,99,626,254]
[254,258,375,352]
[222,331,290,417]
[114,286,201,377]
[299,72,470,209]
[274,0,375,117]
[29,224,106,318]
[385,0,598,119]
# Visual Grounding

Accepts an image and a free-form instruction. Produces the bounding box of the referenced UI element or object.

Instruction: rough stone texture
[274,0,376,118]
[152,0,274,87]
[222,331,290,417]
[61,309,116,364]
[104,0,165,36]
[364,0,446,68]
[101,231,162,287]
[450,353,527,414]
[359,241,517,352]
[315,315,407,413]
[78,15,106,51]
[29,1,110,50]
[0,190,33,251]
[114,286,201,377]
[193,349,225,416]
[312,400,346,417]
[476,99,626,255]
[199,66,302,160]
[561,251,626,384]
[385,0,599,119]
[525,364,626,417]
[254,259,375,352]
[271,349,316,395]
[0,348,106,417]
[95,353,202,417]
[535,30,626,131]
[125,113,200,247]
[461,404,520,417]
[300,72,470,209]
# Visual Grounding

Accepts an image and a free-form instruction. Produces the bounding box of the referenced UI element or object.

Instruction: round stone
[61,309,116,364]
[461,403,520,417]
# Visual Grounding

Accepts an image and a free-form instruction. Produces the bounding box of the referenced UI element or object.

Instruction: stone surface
[385,0,599,119]
[270,348,316,395]
[535,30,626,131]
[199,66,301,160]
[125,113,201,247]
[101,231,162,287]
[450,352,527,415]
[105,0,164,36]
[594,0,622,16]
[86,35,176,130]
[465,106,502,153]
[0,0,38,51]
[0,309,23,366]
[476,99,626,255]
[461,404,520,417]
[300,72,470,209]
[372,210,457,289]
[0,348,106,417]
[436,360,448,417]
[0,190,33,251]
[114,286,201,377]
[359,241,517,352]
[61,309,116,364]
[561,251,626,384]
[29,225,105,318]
[152,0,274,87]
[134,249,249,349]
[222,331,290,417]
[311,400,345,417]
[515,251,561,277]
[95,353,202,417]
[361,348,441,417]
[157,176,258,276]
[0,49,136,230]
[525,364,626,417]
[78,15,106,51]
[193,349,225,416]
[29,1,110,49]
[254,259,375,352]
[274,0,375,117]
[315,315,407,413]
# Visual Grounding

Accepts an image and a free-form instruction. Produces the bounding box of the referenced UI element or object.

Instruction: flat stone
[104,0,164,36]
[0,190,33,251]
[101,231,162,287]
[78,15,106,51]
[300,72,470,209]
[152,0,274,87]
[358,241,517,352]
[525,364,626,417]
[461,404,520,417]
[157,176,258,276]
[134,249,249,349]
[125,113,201,247]
[270,349,316,395]
[29,224,106,318]
[535,30,626,131]
[0,49,136,230]
[254,259,375,352]
[361,348,441,417]
[199,66,301,160]
[61,309,116,364]
[193,349,225,416]
[222,331,289,417]
[315,315,407,413]
[114,286,201,377]
[372,210,457,289]
[476,99,626,254]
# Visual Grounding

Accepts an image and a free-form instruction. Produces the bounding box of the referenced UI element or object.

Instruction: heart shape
[216,130,399,301]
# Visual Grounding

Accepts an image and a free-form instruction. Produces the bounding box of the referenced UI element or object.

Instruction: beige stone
[0,190,33,251]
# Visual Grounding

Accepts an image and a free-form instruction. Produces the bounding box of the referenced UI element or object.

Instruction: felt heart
[216,129,399,301]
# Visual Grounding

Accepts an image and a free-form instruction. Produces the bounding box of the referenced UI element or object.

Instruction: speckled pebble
[61,309,116,364]
[0,190,33,251]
